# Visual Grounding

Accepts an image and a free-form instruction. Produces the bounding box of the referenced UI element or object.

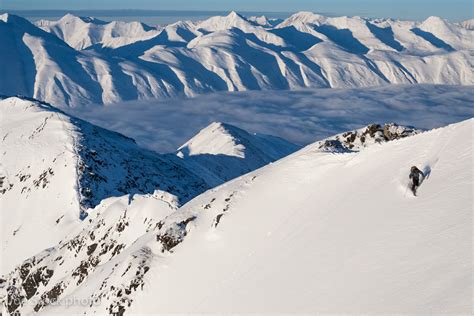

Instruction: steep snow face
[178,122,248,158]
[418,16,472,51]
[0,14,105,106]
[36,14,160,50]
[1,12,472,107]
[131,118,472,314]
[177,122,300,182]
[0,97,83,273]
[2,119,471,315]
[0,97,209,272]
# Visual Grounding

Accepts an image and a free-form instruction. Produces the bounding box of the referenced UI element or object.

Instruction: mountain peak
[2,11,472,107]
[0,95,211,213]
[423,16,447,24]
[248,15,270,26]
[59,13,106,25]
[60,13,82,22]
[420,16,451,30]
[287,11,327,23]
[178,121,247,158]
[196,10,256,32]
[0,12,9,23]
[177,121,299,182]
[0,13,31,26]
[227,11,244,19]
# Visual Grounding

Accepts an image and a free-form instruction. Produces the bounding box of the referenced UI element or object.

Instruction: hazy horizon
[2,10,293,25]
[1,8,471,25]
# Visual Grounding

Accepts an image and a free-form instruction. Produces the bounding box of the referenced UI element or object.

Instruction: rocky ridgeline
[0,192,192,315]
[71,116,210,214]
[0,172,257,315]
[0,97,211,220]
[318,123,421,152]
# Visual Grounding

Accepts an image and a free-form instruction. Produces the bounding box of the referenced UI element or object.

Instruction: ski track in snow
[2,118,468,315]
[0,99,472,314]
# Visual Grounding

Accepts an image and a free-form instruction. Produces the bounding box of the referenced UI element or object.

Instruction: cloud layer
[67,84,474,153]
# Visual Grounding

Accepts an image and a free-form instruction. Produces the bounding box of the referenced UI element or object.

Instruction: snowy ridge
[177,122,300,182]
[0,96,210,272]
[1,118,471,314]
[317,123,421,152]
[0,12,472,106]
[0,97,300,272]
[0,192,178,315]
[247,15,282,27]
[36,14,160,50]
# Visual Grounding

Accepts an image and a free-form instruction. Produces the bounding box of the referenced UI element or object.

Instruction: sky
[1,0,473,21]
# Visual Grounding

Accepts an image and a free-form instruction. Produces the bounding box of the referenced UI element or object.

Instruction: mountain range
[0,11,472,107]
[0,9,472,314]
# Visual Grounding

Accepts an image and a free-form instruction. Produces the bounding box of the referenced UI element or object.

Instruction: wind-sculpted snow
[0,11,472,106]
[1,119,471,314]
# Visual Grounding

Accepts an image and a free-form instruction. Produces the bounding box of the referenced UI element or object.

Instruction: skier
[409,166,425,196]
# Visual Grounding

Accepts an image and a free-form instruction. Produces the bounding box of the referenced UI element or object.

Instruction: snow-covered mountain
[177,122,300,182]
[0,11,472,107]
[0,96,213,273]
[0,97,301,273]
[248,15,282,27]
[1,118,471,314]
[35,14,161,50]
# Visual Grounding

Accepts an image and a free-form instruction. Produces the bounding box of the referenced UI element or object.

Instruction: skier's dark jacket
[409,166,424,185]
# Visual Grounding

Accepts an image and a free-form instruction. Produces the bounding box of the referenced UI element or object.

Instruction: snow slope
[0,97,299,273]
[1,11,472,106]
[2,118,471,314]
[177,122,300,182]
[126,118,474,314]
[0,13,105,105]
[0,192,179,315]
[0,96,209,273]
